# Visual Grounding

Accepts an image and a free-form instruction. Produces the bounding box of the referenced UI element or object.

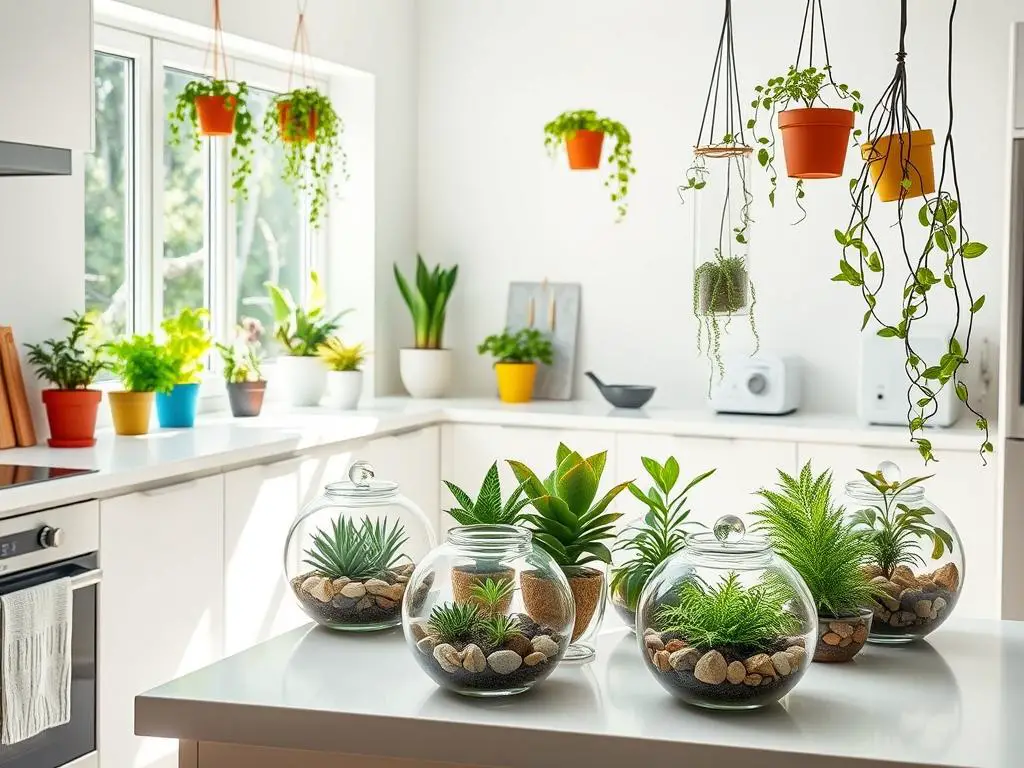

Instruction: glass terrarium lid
[324,460,399,500]
[685,514,770,556]
[845,461,925,502]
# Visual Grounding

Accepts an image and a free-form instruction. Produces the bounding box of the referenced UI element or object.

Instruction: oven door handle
[69,568,102,590]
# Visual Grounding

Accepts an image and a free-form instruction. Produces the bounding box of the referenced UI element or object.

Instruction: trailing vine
[830,0,990,463]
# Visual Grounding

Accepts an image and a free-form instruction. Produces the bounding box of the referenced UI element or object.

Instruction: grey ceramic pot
[227,381,266,418]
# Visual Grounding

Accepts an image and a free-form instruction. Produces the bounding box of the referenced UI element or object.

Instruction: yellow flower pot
[861,129,935,203]
[495,362,537,404]
[108,391,154,436]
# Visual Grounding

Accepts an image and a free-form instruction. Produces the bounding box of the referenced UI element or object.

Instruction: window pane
[85,52,131,339]
[162,68,209,319]
[235,86,304,355]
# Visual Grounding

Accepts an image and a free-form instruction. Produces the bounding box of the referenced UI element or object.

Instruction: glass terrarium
[402,525,575,697]
[636,515,817,710]
[284,460,435,632]
[844,461,965,644]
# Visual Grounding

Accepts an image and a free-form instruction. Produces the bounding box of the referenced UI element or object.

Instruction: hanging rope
[287,0,312,91]
[206,0,229,81]
[695,0,748,152]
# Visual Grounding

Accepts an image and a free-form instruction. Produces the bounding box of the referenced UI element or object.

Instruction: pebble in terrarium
[846,462,964,643]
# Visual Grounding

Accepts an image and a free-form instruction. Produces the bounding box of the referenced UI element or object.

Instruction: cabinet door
[99,475,225,768]
[1016,23,1024,130]
[797,442,997,619]
[224,458,308,656]
[615,433,798,529]
[0,0,93,149]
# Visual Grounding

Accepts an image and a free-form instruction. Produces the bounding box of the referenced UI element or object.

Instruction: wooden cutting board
[0,360,14,449]
[0,328,36,447]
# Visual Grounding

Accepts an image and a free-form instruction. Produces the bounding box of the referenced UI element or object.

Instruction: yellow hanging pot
[861,129,936,202]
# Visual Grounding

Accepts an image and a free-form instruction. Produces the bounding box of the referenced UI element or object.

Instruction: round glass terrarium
[402,525,575,697]
[284,460,435,632]
[636,515,817,710]
[844,461,965,644]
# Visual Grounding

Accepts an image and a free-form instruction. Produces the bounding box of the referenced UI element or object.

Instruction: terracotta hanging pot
[779,107,855,179]
[861,129,936,203]
[277,102,318,143]
[565,130,605,170]
[195,94,237,136]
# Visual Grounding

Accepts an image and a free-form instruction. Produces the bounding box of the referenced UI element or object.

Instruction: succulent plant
[444,462,530,526]
[303,516,408,581]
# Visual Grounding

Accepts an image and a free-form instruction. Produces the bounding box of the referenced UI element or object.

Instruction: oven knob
[38,526,64,549]
[747,372,768,396]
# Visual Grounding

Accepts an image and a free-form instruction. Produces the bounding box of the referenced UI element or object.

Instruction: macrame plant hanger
[205,0,230,85]
[287,0,313,93]
[835,0,990,463]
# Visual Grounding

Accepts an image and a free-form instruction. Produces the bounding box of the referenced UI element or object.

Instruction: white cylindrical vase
[276,356,327,407]
[326,370,363,410]
[399,348,452,399]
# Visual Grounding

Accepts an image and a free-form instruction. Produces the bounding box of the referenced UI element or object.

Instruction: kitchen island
[135,620,1015,768]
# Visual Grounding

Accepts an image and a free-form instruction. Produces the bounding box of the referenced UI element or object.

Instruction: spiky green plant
[444,462,531,526]
[394,255,458,350]
[303,517,408,581]
[361,518,409,574]
[656,572,799,651]
[469,577,516,616]
[610,456,714,613]
[849,469,954,578]
[752,462,879,618]
[508,443,631,572]
[427,601,481,646]
[480,614,522,648]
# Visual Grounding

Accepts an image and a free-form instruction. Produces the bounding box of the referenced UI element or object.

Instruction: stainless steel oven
[0,501,99,768]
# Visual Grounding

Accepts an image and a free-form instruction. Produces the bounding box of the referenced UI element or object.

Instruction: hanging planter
[832,0,990,463]
[543,110,635,221]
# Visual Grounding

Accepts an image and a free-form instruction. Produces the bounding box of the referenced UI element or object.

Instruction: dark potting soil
[610,599,637,631]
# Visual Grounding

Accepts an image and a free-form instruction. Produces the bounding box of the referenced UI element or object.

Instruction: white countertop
[135,620,1015,768]
[0,397,984,516]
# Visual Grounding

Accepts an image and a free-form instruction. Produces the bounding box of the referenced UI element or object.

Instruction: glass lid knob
[876,460,902,483]
[349,460,375,487]
[714,515,745,544]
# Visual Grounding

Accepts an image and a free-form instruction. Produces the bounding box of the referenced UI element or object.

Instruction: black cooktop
[0,465,96,490]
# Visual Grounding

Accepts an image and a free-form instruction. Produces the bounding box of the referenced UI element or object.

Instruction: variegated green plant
[444,462,530,526]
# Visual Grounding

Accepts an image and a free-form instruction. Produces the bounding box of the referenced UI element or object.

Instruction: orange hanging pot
[778,107,855,179]
[565,130,605,170]
[277,101,318,143]
[195,94,237,136]
[861,129,936,203]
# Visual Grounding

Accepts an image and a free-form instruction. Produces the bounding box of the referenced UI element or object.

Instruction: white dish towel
[0,578,72,744]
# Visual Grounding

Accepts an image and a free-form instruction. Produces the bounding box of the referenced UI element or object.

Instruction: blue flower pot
[156,383,201,428]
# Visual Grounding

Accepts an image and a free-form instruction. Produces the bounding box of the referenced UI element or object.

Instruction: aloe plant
[394,254,458,350]
[444,462,530,526]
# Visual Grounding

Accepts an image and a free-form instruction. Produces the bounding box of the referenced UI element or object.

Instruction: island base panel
[183,740,488,768]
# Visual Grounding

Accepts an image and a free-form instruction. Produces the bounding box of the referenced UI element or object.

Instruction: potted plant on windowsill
[752,462,881,663]
[106,334,178,436]
[477,328,554,404]
[157,307,212,429]
[509,443,631,661]
[217,318,266,418]
[394,255,458,399]
[317,338,367,410]
[265,87,347,229]
[266,271,347,407]
[543,109,636,221]
[25,312,107,448]
[609,456,714,630]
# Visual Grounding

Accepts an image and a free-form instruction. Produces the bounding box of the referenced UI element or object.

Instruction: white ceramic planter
[326,370,363,410]
[276,356,327,407]
[399,348,452,399]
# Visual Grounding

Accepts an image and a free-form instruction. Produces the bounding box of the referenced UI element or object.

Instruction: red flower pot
[565,130,605,170]
[195,94,237,136]
[42,389,102,448]
[277,102,318,143]
[778,108,856,179]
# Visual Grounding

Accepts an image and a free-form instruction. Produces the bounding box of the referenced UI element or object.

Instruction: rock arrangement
[863,562,960,639]
[412,614,566,694]
[642,628,807,707]
[814,612,872,663]
[290,563,415,628]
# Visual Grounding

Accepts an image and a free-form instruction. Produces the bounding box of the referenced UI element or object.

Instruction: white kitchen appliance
[708,355,801,415]
[859,333,960,427]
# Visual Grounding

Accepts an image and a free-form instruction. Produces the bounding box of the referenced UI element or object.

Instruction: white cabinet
[98,475,225,768]
[1016,23,1024,130]
[0,0,93,150]
[223,458,308,656]
[615,433,797,529]
[797,442,998,619]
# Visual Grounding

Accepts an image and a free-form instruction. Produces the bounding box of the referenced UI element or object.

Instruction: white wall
[417,0,1022,414]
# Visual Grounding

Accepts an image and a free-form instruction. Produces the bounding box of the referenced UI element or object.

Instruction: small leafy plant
[477,328,554,365]
[508,443,630,572]
[611,456,713,614]
[656,572,799,652]
[481,614,522,647]
[303,516,409,581]
[265,271,348,356]
[543,109,636,221]
[161,307,212,385]
[469,577,516,617]
[693,251,760,388]
[265,88,347,229]
[107,335,178,394]
[444,462,530,527]
[217,319,265,383]
[394,255,458,350]
[748,65,863,215]
[752,462,879,618]
[849,468,954,577]
[168,79,255,199]
[427,602,482,646]
[317,338,367,372]
[26,313,107,389]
